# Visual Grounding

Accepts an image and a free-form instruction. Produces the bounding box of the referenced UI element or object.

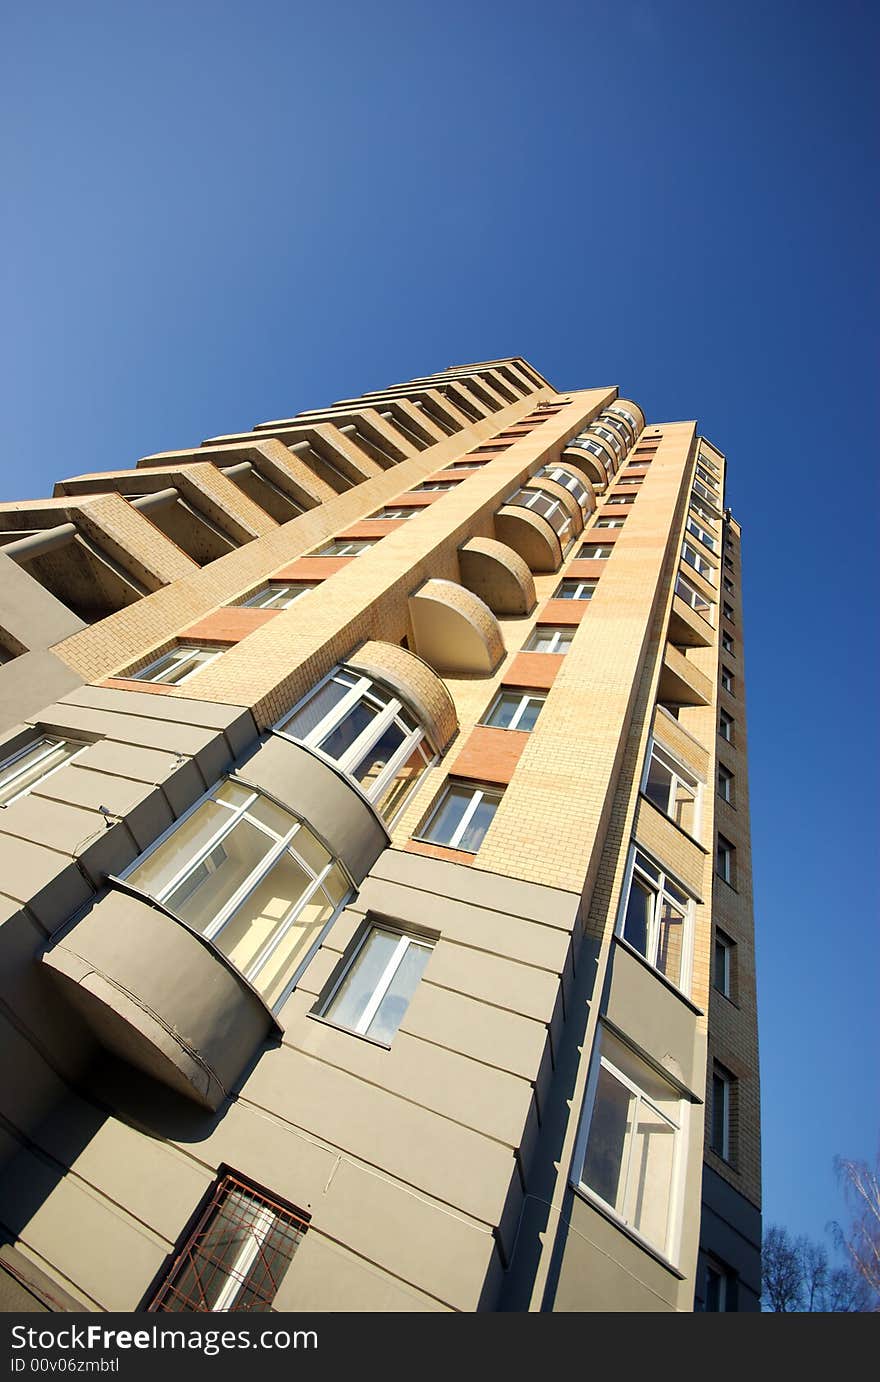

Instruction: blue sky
[2,1,877,1251]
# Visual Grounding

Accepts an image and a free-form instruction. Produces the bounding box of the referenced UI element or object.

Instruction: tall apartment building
[0,359,760,1313]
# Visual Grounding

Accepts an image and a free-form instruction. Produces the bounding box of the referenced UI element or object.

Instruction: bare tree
[762,1225,803,1311]
[830,1150,880,1305]
[762,1223,875,1311]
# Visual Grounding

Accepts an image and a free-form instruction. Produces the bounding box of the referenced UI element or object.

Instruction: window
[413,481,458,492]
[713,930,735,999]
[579,543,613,559]
[615,475,643,486]
[642,742,701,838]
[686,515,720,553]
[675,573,714,621]
[618,848,694,991]
[721,630,735,655]
[723,601,735,622]
[681,541,715,583]
[0,735,87,808]
[696,464,719,492]
[607,404,640,435]
[523,625,575,654]
[691,498,719,526]
[722,576,734,593]
[131,646,224,686]
[595,517,625,528]
[537,466,592,513]
[716,834,736,886]
[149,1172,308,1312]
[447,460,487,470]
[508,487,572,544]
[277,668,433,821]
[590,424,623,456]
[125,780,350,1008]
[692,479,720,511]
[568,433,609,462]
[719,710,734,742]
[554,578,596,601]
[573,1028,683,1257]
[702,1259,737,1312]
[711,1064,735,1161]
[371,506,418,520]
[419,780,502,853]
[321,926,434,1044]
[241,583,315,610]
[315,538,376,557]
[720,665,735,694]
[606,494,634,505]
[717,763,734,803]
[480,688,546,732]
[600,412,635,446]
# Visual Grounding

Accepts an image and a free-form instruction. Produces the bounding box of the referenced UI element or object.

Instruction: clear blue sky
[2,0,877,1251]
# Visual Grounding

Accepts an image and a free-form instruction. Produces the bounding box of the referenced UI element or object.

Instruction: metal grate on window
[149,1172,309,1313]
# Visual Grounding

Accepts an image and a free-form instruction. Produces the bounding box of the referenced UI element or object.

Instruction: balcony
[409,579,505,675]
[658,643,713,708]
[458,537,536,616]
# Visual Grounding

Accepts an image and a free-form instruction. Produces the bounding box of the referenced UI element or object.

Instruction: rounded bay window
[276,667,435,821]
[536,464,595,518]
[507,486,574,548]
[124,780,351,1009]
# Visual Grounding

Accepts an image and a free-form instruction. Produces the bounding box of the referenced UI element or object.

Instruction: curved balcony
[609,397,645,437]
[561,435,612,491]
[347,640,458,753]
[409,578,505,675]
[43,886,280,1110]
[458,536,536,616]
[494,502,562,573]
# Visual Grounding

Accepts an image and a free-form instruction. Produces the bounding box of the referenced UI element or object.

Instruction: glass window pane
[656,898,685,987]
[366,941,432,1043]
[673,779,696,834]
[582,1065,633,1213]
[214,850,311,976]
[624,1099,675,1249]
[645,754,672,814]
[281,675,354,742]
[373,745,428,821]
[351,720,406,792]
[326,928,401,1032]
[516,697,543,732]
[165,816,274,933]
[423,785,472,845]
[318,697,379,761]
[623,877,652,956]
[484,692,521,729]
[250,883,335,1007]
[128,798,235,901]
[457,792,499,852]
[247,794,297,840]
[290,824,332,877]
[0,738,80,805]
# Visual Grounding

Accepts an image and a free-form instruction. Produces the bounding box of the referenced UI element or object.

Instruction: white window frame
[372,507,418,520]
[641,739,702,840]
[321,927,434,1040]
[607,404,640,436]
[692,479,721,513]
[537,466,592,513]
[413,481,458,492]
[718,763,734,802]
[719,710,734,742]
[554,578,595,601]
[276,668,433,816]
[509,487,572,545]
[419,781,503,852]
[571,1030,686,1263]
[241,583,315,610]
[122,780,351,1009]
[675,572,714,623]
[696,464,719,492]
[0,734,89,808]
[131,645,224,686]
[480,688,546,732]
[569,434,609,462]
[595,517,625,528]
[720,666,734,693]
[211,1200,278,1312]
[681,541,715,584]
[579,542,613,559]
[523,625,575,654]
[686,514,720,553]
[315,538,377,557]
[616,846,696,995]
[590,424,623,456]
[601,411,636,447]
